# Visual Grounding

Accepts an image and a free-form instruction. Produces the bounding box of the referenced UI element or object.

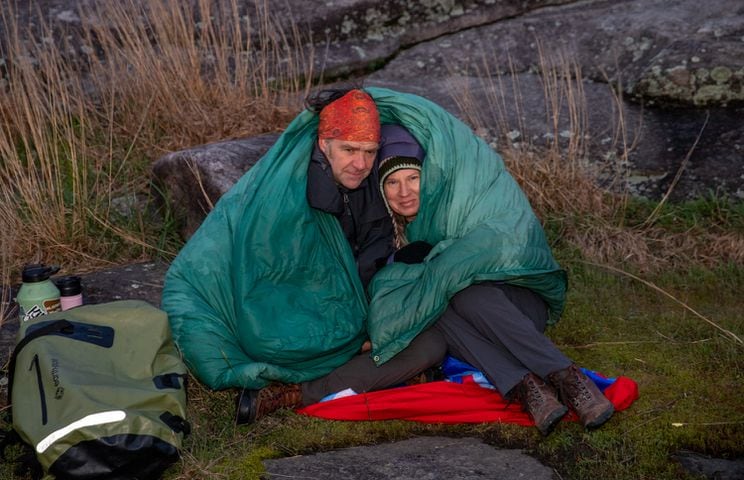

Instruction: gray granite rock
[274,0,576,79]
[673,450,744,480]
[262,436,557,480]
[152,134,278,239]
[4,0,742,109]
[370,0,744,107]
[6,0,744,233]
[367,0,744,200]
[0,0,574,88]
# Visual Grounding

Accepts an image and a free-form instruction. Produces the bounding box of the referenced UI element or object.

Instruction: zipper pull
[343,193,351,215]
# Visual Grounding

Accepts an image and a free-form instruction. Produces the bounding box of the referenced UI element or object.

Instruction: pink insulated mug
[56,276,84,311]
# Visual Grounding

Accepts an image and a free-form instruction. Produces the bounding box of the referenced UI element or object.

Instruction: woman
[375,124,615,435]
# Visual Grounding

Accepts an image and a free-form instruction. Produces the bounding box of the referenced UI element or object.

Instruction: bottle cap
[22,264,61,283]
[55,276,83,296]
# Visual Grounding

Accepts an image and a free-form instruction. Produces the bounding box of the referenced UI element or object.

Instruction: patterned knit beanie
[377,124,425,200]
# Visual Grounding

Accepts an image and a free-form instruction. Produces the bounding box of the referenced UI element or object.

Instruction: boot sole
[584,404,615,429]
[537,405,569,436]
[235,388,259,425]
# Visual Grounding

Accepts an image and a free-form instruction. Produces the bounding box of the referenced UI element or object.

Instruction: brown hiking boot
[404,371,429,386]
[548,364,614,429]
[235,383,302,425]
[404,366,444,386]
[515,373,568,436]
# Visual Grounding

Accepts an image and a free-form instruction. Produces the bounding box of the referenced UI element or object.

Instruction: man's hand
[393,241,433,264]
[360,340,372,353]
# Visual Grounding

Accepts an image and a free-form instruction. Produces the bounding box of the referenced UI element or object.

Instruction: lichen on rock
[635,62,744,106]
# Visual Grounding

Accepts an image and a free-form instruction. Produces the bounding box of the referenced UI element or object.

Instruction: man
[305,88,394,288]
[233,88,445,424]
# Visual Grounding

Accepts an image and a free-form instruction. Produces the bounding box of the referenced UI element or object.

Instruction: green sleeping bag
[161,87,566,390]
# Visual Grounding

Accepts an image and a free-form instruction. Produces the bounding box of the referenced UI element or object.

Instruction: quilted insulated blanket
[161,88,566,390]
[298,364,640,425]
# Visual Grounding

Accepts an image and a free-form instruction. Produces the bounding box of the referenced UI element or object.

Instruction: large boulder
[268,0,576,78]
[0,0,574,81]
[152,134,278,239]
[370,0,744,107]
[367,0,744,199]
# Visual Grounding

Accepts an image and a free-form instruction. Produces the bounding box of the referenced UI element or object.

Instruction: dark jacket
[307,144,394,288]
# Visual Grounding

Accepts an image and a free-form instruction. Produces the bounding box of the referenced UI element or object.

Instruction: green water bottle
[16,264,62,323]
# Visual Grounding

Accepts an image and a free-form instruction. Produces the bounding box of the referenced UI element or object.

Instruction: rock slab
[261,436,557,480]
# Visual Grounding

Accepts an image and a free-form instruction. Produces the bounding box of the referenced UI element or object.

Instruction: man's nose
[351,152,368,170]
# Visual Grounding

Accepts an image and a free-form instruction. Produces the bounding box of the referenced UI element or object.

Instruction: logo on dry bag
[51,358,64,399]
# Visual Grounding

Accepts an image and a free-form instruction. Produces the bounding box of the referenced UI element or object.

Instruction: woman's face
[383,168,420,221]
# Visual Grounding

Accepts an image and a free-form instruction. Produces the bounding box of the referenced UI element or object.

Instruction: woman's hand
[360,340,372,353]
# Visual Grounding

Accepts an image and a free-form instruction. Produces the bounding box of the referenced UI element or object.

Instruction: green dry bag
[5,300,189,479]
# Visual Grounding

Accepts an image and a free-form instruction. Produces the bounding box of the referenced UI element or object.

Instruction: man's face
[319,139,379,189]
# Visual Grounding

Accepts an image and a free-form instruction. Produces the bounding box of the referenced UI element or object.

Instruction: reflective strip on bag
[36,410,127,453]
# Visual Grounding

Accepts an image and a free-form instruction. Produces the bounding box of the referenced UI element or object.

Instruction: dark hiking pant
[301,327,446,405]
[434,282,572,396]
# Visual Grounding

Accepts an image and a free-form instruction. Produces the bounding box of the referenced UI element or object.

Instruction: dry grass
[0,0,313,304]
[80,0,312,152]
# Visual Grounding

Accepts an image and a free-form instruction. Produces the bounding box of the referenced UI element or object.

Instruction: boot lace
[521,374,548,413]
[560,367,594,409]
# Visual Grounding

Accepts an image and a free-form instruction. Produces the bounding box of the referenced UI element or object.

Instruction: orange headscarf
[318,90,380,142]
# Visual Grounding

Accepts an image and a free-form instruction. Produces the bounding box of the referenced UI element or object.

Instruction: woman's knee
[449,283,509,319]
[498,284,549,330]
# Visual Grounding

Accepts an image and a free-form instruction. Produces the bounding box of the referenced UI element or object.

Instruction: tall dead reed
[0,0,313,302]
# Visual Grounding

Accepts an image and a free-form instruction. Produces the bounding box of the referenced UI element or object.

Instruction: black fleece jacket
[306,144,394,289]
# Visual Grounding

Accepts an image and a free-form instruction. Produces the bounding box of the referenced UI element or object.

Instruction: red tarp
[298,375,639,425]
